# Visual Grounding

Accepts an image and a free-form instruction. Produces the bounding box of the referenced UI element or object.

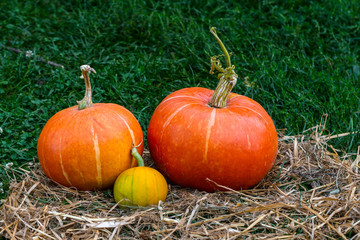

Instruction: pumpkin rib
[89,105,141,176]
[161,103,193,125]
[159,103,196,137]
[150,170,157,204]
[112,110,136,144]
[101,105,144,184]
[41,108,78,186]
[160,95,205,105]
[106,105,144,147]
[90,121,103,189]
[58,137,72,186]
[107,106,144,168]
[228,105,270,127]
[130,168,135,204]
[76,109,93,188]
[65,109,86,188]
[203,108,217,164]
[144,169,151,206]
[227,94,241,101]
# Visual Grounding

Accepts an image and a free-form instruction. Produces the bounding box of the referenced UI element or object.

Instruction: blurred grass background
[0,0,359,198]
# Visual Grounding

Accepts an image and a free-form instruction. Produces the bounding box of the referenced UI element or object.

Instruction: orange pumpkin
[113,145,168,207]
[37,65,144,190]
[147,28,278,192]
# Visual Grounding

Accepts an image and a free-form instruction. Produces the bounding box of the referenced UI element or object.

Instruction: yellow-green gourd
[113,145,168,207]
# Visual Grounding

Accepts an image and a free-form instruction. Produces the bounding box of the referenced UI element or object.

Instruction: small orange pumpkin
[37,65,144,190]
[113,145,168,207]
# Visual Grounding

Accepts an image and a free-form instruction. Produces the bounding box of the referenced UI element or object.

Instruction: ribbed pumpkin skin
[37,103,144,191]
[147,87,278,192]
[113,166,168,207]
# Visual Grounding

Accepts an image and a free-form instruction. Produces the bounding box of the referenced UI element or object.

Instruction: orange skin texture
[147,87,278,192]
[37,103,144,191]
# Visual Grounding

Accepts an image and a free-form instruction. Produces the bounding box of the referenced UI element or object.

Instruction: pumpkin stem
[77,65,96,110]
[208,27,238,108]
[131,142,144,167]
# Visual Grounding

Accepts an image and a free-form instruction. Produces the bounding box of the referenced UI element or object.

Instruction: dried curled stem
[77,65,96,110]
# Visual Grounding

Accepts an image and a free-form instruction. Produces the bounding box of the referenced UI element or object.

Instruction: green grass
[1,0,359,199]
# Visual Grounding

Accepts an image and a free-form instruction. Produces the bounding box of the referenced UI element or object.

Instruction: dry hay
[1,119,360,239]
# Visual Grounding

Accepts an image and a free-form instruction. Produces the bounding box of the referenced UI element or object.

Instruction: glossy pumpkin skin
[37,103,144,191]
[147,87,278,192]
[113,166,168,207]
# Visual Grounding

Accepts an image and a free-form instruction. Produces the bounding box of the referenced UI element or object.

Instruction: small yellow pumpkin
[113,145,168,207]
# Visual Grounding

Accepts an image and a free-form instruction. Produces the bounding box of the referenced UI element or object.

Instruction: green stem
[131,145,144,167]
[208,27,238,108]
[210,28,231,68]
[77,65,96,110]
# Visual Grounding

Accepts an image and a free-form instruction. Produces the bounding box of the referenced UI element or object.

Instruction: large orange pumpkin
[147,28,278,192]
[37,65,144,190]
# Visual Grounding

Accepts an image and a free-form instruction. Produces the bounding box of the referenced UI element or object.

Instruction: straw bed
[1,123,359,239]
